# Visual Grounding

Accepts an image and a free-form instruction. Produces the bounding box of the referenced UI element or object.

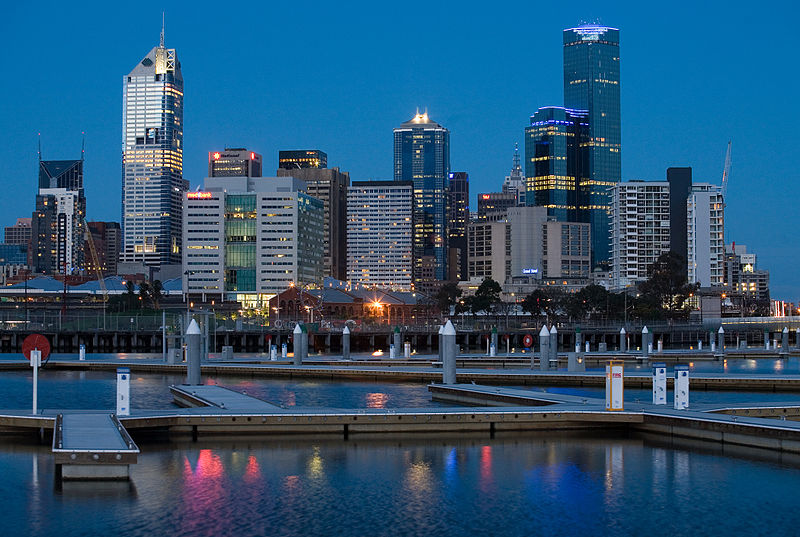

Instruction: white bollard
[538,325,550,371]
[605,360,624,411]
[282,343,288,359]
[642,326,650,358]
[116,367,130,416]
[657,339,663,353]
[293,324,303,366]
[550,325,558,366]
[585,341,590,353]
[489,343,496,357]
[697,340,702,351]
[719,326,725,355]
[186,319,202,386]
[620,327,627,352]
[30,350,41,415]
[342,326,351,360]
[270,345,277,361]
[79,344,86,361]
[442,321,457,384]
[652,363,667,405]
[674,365,690,410]
[404,341,411,359]
[711,342,716,353]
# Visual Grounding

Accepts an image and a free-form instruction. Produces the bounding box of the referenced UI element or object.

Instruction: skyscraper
[667,167,692,270]
[209,148,262,177]
[687,184,724,287]
[524,106,589,222]
[447,171,469,281]
[30,157,86,275]
[393,111,450,283]
[563,25,621,265]
[121,27,186,268]
[502,144,526,206]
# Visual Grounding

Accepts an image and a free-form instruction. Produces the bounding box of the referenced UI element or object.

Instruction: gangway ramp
[52,413,139,480]
[170,384,283,410]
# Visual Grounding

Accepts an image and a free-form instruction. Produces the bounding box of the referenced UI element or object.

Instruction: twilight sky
[2,1,798,298]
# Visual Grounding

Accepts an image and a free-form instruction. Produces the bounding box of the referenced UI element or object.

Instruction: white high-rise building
[121,27,186,268]
[610,181,672,288]
[182,176,324,307]
[347,181,413,291]
[687,184,724,287]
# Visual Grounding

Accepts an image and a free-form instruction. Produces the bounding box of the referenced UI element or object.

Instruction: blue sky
[2,1,798,298]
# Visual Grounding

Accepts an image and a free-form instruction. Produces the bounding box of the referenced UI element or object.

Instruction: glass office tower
[393,111,450,283]
[121,31,186,267]
[524,107,589,223]
[563,25,620,265]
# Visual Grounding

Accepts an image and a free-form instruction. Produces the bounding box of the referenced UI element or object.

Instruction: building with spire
[393,110,450,286]
[120,22,186,268]
[502,144,526,206]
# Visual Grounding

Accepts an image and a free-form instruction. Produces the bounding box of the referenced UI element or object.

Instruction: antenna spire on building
[160,12,165,47]
[81,132,85,160]
[37,133,42,162]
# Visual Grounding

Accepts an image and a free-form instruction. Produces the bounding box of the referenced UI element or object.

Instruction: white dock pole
[652,362,667,405]
[619,327,627,352]
[79,344,86,361]
[538,325,550,371]
[116,367,131,416]
[342,325,351,360]
[550,325,558,366]
[31,349,41,415]
[642,326,649,358]
[293,324,303,366]
[442,320,457,384]
[186,319,202,385]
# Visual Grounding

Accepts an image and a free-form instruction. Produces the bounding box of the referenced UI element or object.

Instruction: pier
[52,413,139,480]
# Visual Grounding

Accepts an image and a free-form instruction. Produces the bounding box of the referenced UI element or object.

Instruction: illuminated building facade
[121,31,186,268]
[477,192,518,222]
[524,107,588,223]
[447,172,469,281]
[393,111,450,282]
[347,181,413,291]
[209,148,262,177]
[182,177,323,306]
[278,150,327,170]
[6,218,32,245]
[563,25,621,265]
[86,222,121,277]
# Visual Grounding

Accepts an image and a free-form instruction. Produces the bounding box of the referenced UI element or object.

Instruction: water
[0,370,445,410]
[4,433,800,536]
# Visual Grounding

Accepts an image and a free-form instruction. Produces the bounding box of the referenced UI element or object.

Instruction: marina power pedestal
[605,360,624,411]
[116,367,130,417]
[652,363,667,405]
[674,365,690,410]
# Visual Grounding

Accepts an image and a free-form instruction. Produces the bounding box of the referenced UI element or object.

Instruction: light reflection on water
[5,434,800,535]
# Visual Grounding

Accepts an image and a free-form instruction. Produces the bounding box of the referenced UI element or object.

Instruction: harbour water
[4,433,800,536]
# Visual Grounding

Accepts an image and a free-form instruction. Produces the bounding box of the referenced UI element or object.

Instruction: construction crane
[83,220,108,320]
[721,140,732,199]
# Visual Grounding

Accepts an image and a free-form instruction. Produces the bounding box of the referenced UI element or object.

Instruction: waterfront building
[667,167,693,270]
[0,243,28,285]
[447,172,469,281]
[346,181,413,292]
[393,111,450,282]
[687,183,724,287]
[5,218,32,245]
[524,106,589,223]
[477,192,518,222]
[209,148,262,177]
[563,24,621,265]
[502,144,526,206]
[182,176,324,307]
[86,222,121,277]
[609,181,672,288]
[507,206,548,279]
[277,164,350,280]
[121,29,186,268]
[542,220,591,278]
[278,150,327,170]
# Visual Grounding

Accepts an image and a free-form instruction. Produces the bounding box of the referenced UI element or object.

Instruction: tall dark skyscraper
[447,171,469,281]
[121,27,185,268]
[278,150,327,170]
[394,111,450,283]
[667,166,693,271]
[563,25,621,266]
[524,107,589,223]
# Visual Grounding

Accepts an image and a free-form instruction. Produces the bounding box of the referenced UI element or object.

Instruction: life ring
[523,334,534,348]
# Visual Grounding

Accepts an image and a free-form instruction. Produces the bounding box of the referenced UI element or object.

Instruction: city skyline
[2,2,797,297]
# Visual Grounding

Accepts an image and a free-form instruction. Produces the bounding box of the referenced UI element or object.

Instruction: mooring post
[442,320,457,384]
[438,325,444,363]
[186,319,202,385]
[641,326,649,358]
[782,327,789,354]
[393,326,401,359]
[718,326,725,356]
[620,327,627,352]
[539,325,550,371]
[293,324,303,366]
[550,325,558,366]
[342,325,351,360]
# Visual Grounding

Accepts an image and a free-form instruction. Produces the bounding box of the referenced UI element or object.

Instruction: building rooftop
[397,111,445,130]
